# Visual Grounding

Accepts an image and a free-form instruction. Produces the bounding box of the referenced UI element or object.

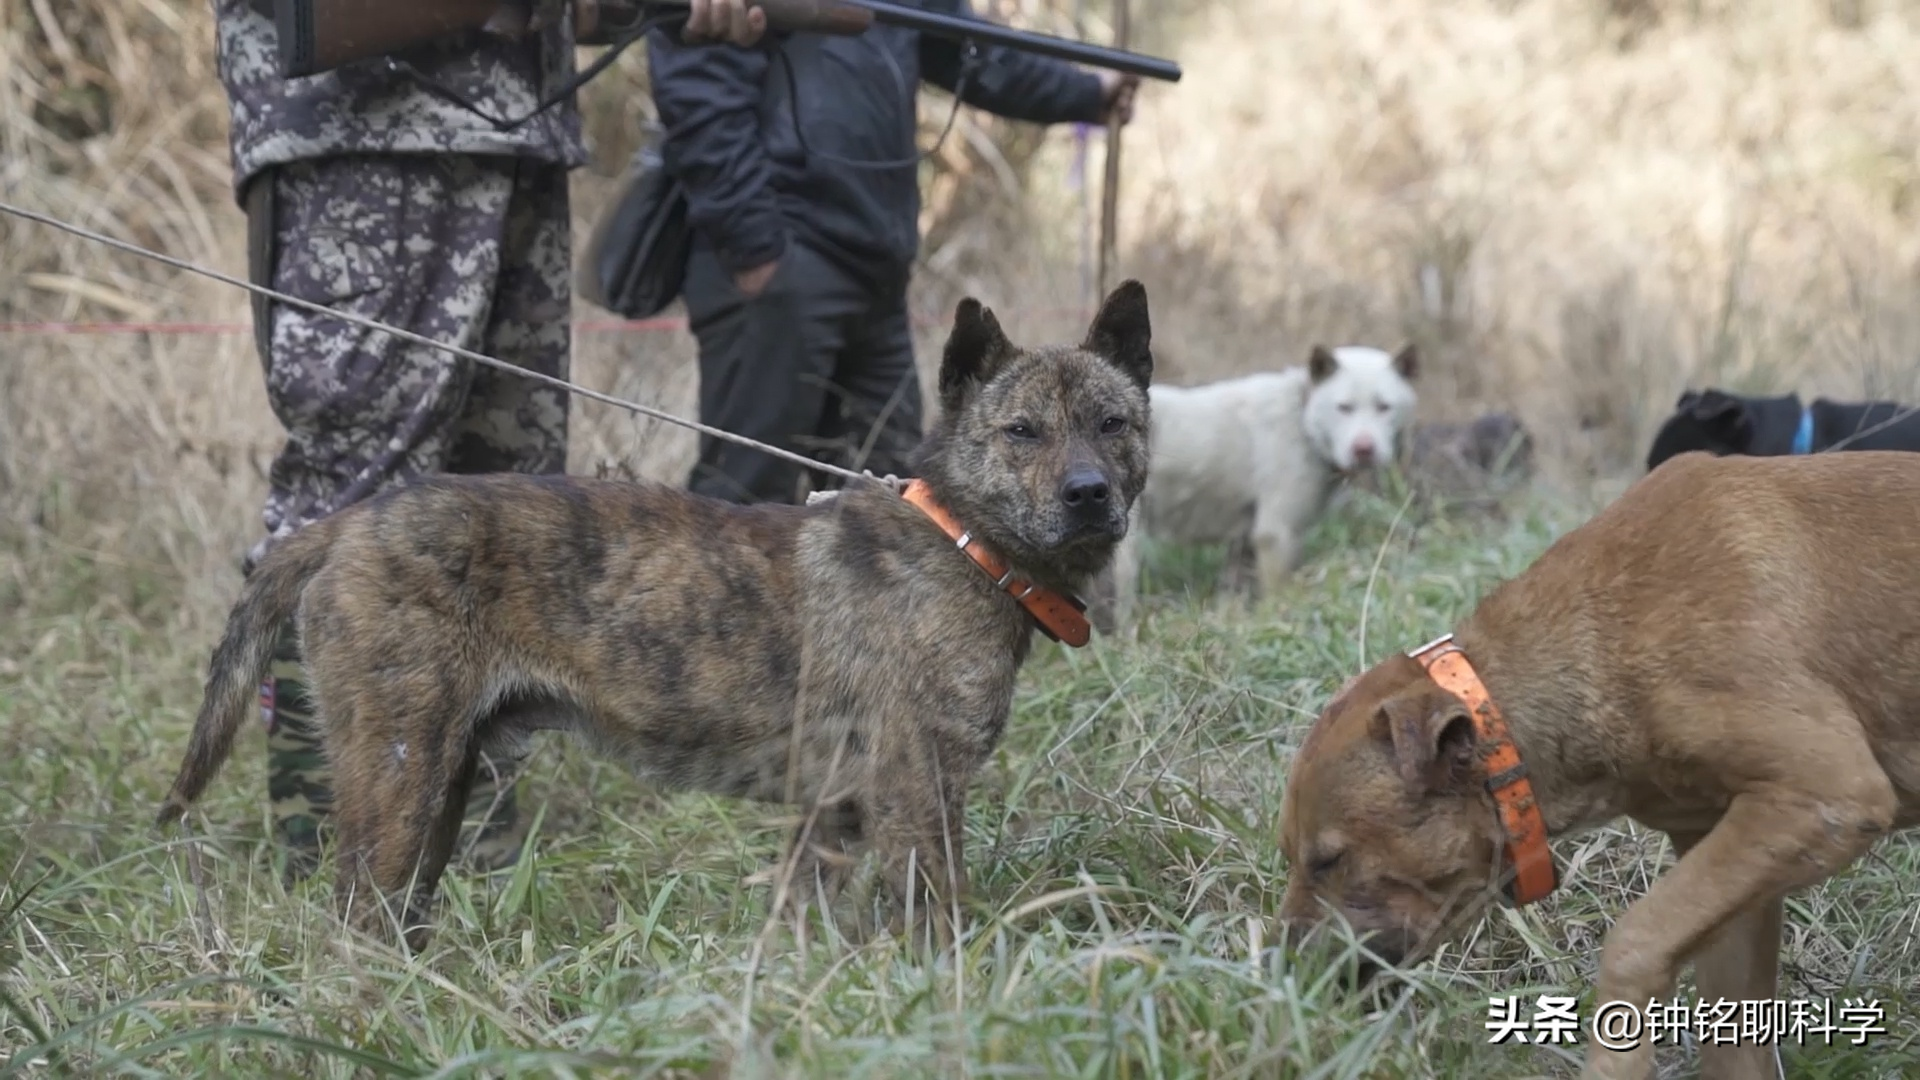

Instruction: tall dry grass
[4,0,1920,612]
[1077,0,1920,479]
[0,0,1176,626]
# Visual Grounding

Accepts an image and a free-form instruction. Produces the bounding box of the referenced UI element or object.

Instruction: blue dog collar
[1791,407,1815,455]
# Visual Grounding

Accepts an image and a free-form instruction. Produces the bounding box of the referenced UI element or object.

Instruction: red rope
[0,307,1091,337]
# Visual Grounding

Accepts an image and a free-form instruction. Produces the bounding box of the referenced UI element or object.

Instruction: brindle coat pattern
[157,282,1156,951]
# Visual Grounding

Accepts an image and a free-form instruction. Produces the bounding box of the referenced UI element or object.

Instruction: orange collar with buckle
[1408,633,1558,907]
[899,479,1092,648]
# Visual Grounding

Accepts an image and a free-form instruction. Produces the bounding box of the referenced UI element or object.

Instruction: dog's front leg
[1247,474,1326,598]
[1586,769,1895,1080]
[1249,516,1302,599]
[772,797,867,926]
[868,726,976,954]
[1669,830,1787,1080]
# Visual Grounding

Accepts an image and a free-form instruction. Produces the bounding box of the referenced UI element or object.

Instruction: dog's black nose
[1060,469,1111,512]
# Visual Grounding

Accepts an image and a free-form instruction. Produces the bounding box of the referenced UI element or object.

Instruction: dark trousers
[680,238,925,504]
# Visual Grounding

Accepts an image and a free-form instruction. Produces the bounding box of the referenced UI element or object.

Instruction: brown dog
[1279,449,1920,1080]
[155,282,1155,952]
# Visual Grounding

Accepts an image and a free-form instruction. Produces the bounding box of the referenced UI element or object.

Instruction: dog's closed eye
[1309,850,1344,879]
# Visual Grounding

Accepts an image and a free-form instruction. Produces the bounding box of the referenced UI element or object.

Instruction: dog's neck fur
[1450,590,1636,839]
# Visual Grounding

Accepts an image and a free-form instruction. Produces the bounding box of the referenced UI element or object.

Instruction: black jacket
[646,0,1107,291]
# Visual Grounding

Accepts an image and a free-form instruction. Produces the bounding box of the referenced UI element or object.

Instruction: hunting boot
[263,617,331,885]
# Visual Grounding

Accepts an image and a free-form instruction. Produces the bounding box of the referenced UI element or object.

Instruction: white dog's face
[1302,345,1420,473]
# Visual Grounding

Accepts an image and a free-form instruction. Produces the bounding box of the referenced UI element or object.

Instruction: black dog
[1646,388,1920,471]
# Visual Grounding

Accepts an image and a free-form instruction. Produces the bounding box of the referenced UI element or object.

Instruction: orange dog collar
[1409,634,1558,907]
[900,479,1092,648]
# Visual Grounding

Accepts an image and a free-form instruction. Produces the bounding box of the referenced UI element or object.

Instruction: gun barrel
[857,0,1180,83]
[632,0,1182,83]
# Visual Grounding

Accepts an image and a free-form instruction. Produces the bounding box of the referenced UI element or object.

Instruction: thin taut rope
[0,199,871,485]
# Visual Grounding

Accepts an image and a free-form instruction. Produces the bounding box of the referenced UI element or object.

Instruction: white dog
[1099,344,1419,628]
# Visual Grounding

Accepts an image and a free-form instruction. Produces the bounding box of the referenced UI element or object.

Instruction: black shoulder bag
[575,124,693,319]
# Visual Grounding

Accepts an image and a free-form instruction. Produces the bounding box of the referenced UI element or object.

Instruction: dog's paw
[752,846,861,919]
[884,902,963,959]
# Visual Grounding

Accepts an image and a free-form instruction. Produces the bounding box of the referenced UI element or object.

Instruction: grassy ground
[7,1,1920,1075]
[5,481,1917,1078]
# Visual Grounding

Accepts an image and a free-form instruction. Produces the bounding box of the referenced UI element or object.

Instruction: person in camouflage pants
[215,0,773,883]
[215,0,587,881]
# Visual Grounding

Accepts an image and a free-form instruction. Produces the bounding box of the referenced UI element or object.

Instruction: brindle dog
[157,282,1156,952]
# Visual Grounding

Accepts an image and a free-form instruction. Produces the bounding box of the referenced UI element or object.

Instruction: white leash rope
[0,199,873,485]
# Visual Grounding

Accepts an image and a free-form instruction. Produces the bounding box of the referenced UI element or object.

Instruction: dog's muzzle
[1278,917,1412,986]
[1054,466,1127,540]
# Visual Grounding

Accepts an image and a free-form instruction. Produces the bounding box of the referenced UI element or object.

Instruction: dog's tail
[154,520,338,829]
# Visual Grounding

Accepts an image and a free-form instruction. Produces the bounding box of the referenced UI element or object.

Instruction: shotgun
[258,0,1181,83]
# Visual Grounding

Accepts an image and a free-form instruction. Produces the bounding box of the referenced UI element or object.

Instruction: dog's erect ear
[1392,344,1419,381]
[1372,684,1476,793]
[1309,346,1338,384]
[1687,390,1754,447]
[938,297,1018,414]
[1082,279,1153,392]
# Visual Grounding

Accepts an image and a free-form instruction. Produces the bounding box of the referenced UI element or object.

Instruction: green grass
[3,485,1917,1078]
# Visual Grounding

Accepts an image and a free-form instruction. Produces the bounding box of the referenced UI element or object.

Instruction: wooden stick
[1096,0,1129,300]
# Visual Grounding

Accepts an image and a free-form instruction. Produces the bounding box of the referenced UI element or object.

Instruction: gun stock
[271,0,505,78]
[270,0,874,78]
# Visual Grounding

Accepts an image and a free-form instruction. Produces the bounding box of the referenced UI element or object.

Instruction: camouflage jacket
[212,0,589,202]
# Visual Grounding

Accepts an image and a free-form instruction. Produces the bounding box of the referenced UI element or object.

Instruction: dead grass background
[8,0,1920,614]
